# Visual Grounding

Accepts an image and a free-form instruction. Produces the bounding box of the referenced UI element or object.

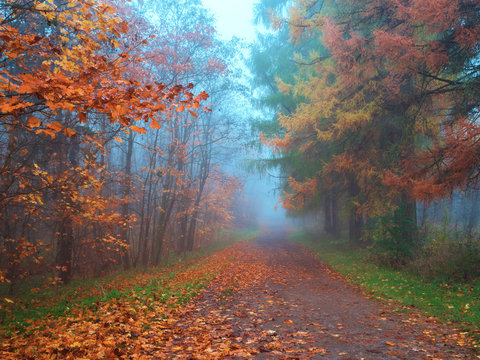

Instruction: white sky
[201,0,257,41]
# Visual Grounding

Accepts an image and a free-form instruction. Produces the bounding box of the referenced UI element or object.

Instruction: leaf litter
[1,235,478,359]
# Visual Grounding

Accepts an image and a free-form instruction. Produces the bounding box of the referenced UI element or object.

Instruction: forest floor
[2,230,479,359]
[166,231,478,359]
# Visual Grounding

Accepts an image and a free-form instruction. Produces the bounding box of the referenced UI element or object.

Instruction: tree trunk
[400,190,417,245]
[186,214,197,252]
[323,193,333,234]
[56,132,79,285]
[121,131,134,270]
[153,179,176,265]
[465,190,479,235]
[324,188,340,237]
[348,181,362,243]
[331,191,340,236]
[57,217,74,284]
[178,210,189,253]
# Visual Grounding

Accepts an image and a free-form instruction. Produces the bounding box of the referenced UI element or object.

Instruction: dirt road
[165,232,477,359]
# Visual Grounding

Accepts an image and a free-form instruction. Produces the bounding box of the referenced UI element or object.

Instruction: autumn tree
[259,0,480,256]
[102,0,245,264]
[250,0,344,236]
[0,0,208,285]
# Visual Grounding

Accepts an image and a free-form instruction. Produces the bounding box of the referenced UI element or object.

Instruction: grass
[0,261,214,336]
[0,227,260,335]
[289,229,480,348]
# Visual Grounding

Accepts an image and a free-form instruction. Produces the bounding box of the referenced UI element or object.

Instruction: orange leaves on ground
[0,241,256,359]
[2,238,476,359]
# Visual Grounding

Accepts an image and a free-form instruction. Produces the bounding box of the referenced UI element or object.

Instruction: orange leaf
[189,110,198,118]
[150,121,162,129]
[64,128,77,137]
[79,112,87,123]
[130,125,146,134]
[36,129,56,139]
[27,117,40,128]
[176,105,184,113]
[114,137,123,143]
[46,122,63,132]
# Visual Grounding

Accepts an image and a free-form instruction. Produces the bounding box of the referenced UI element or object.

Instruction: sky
[201,0,258,41]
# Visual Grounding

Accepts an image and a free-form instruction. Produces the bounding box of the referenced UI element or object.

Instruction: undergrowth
[0,228,260,335]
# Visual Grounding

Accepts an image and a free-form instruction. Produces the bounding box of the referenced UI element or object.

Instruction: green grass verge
[0,228,259,335]
[1,262,215,337]
[289,230,480,348]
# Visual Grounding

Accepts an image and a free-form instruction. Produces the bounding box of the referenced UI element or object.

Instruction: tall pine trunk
[323,193,333,234]
[323,189,340,237]
[348,181,362,243]
[400,190,417,246]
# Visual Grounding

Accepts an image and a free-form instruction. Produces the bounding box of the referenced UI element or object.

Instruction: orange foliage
[385,119,480,201]
[281,177,318,211]
[0,0,212,284]
[269,0,480,214]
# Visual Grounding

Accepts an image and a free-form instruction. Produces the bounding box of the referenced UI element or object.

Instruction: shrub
[411,229,480,282]
[364,206,418,268]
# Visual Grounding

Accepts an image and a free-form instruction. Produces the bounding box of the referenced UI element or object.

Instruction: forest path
[165,231,476,359]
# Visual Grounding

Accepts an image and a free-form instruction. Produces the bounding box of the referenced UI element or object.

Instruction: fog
[201,0,257,41]
[243,171,289,226]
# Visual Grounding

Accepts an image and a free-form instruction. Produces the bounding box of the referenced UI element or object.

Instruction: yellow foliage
[276,77,292,95]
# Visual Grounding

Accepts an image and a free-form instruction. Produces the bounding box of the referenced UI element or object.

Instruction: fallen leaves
[0,241,265,359]
[1,239,478,359]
